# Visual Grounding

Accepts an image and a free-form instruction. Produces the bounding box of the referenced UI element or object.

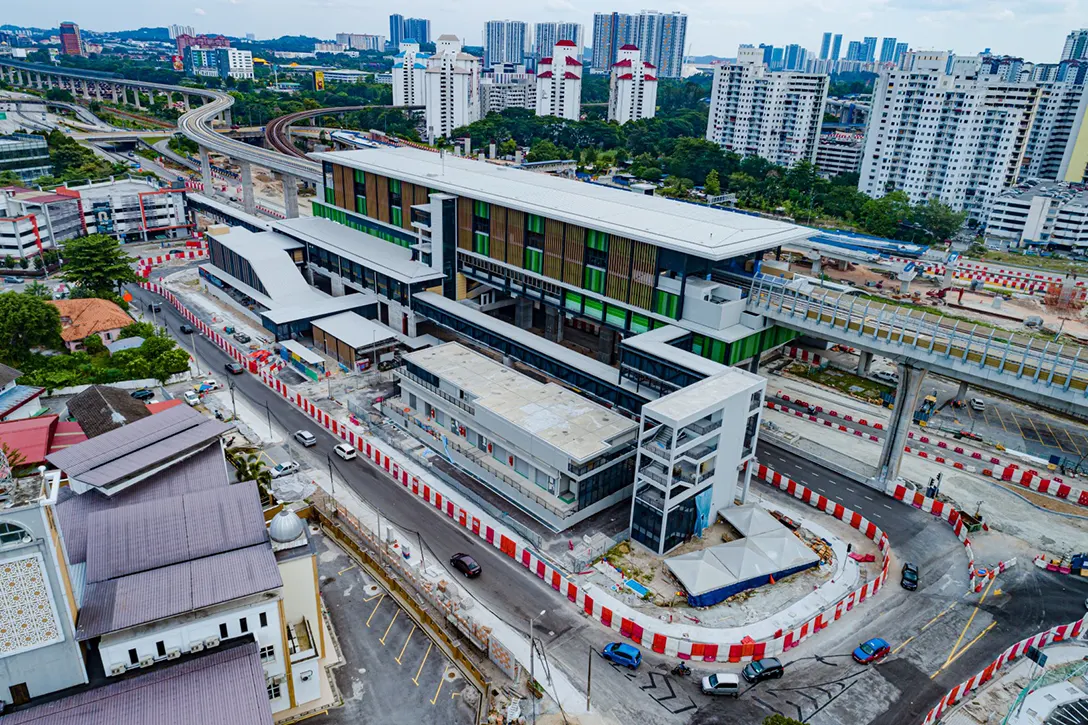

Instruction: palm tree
[226,448,272,487]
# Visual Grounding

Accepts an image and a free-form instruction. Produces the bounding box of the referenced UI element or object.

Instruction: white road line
[883,504,892,509]
[872,513,882,518]
[864,495,874,501]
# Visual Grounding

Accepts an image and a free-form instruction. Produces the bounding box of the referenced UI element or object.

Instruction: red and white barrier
[971,559,1016,593]
[136,248,209,278]
[784,346,823,367]
[921,616,1086,724]
[765,401,883,442]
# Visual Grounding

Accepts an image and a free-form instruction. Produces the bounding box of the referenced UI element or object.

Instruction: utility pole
[416,530,426,572]
[529,610,545,725]
[263,400,273,441]
[586,645,593,712]
[327,453,336,497]
[228,380,237,420]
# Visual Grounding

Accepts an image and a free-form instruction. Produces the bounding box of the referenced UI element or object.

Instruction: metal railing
[748,275,1088,400]
[397,370,476,415]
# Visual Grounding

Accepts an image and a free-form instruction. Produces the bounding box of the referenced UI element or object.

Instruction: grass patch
[133,147,159,162]
[965,248,1088,277]
[790,362,893,401]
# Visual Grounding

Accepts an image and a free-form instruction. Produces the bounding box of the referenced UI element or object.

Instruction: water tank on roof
[268,508,305,543]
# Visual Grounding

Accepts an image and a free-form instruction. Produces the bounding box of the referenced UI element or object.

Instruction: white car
[294,430,317,447]
[182,390,200,407]
[873,370,898,384]
[271,460,300,478]
[334,443,356,460]
[970,398,985,412]
[701,672,740,697]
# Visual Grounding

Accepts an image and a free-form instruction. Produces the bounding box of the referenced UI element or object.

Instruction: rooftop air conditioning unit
[204,636,221,649]
[166,649,181,660]
[189,641,205,653]
[139,655,155,668]
[109,663,128,676]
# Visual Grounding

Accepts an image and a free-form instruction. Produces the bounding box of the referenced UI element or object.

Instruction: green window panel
[630,313,650,334]
[653,290,680,319]
[584,298,604,321]
[473,232,490,256]
[391,207,402,226]
[527,214,544,234]
[354,169,366,184]
[583,266,606,294]
[586,229,609,251]
[605,305,627,329]
[473,200,490,219]
[355,196,367,215]
[564,291,583,313]
[324,188,335,204]
[390,178,401,193]
[525,247,543,274]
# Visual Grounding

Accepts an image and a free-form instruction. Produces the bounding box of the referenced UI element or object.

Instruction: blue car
[853,637,891,664]
[601,642,642,669]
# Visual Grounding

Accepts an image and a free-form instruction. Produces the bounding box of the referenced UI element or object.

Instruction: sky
[10,0,1085,63]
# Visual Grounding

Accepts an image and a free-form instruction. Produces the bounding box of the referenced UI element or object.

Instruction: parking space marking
[395,625,417,665]
[991,406,1011,433]
[891,636,914,656]
[430,670,449,705]
[413,642,433,686]
[379,609,401,645]
[1047,422,1081,456]
[337,564,356,576]
[920,601,958,632]
[365,594,385,627]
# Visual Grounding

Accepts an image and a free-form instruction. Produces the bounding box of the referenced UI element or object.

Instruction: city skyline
[4,2,1082,62]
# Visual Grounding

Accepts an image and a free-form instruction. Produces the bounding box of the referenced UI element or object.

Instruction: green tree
[0,171,20,186]
[24,281,50,299]
[911,197,967,243]
[226,448,273,486]
[83,334,107,355]
[704,169,721,196]
[1,257,12,270]
[661,175,694,198]
[119,321,155,339]
[149,348,190,383]
[61,234,137,295]
[861,191,912,239]
[32,255,43,271]
[763,716,804,725]
[526,139,568,162]
[17,257,28,270]
[0,292,63,365]
[497,138,517,156]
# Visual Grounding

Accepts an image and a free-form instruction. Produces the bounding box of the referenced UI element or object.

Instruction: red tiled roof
[617,73,634,80]
[537,71,554,78]
[0,415,87,465]
[565,56,582,66]
[563,71,580,79]
[555,40,576,47]
[538,57,552,65]
[146,400,184,414]
[619,44,639,50]
[50,299,134,343]
[645,75,658,81]
[645,62,656,69]
[612,59,632,67]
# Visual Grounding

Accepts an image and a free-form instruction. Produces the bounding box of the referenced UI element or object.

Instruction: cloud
[193,7,206,14]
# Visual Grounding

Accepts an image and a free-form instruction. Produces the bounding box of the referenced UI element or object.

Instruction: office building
[894,42,908,65]
[608,44,658,125]
[335,33,385,51]
[536,40,583,120]
[845,40,863,61]
[481,63,536,113]
[815,133,865,177]
[859,51,1042,221]
[424,35,480,139]
[0,133,50,183]
[388,342,639,530]
[216,48,254,80]
[783,44,807,72]
[986,180,1088,250]
[58,22,83,57]
[320,69,373,84]
[706,46,830,168]
[1062,29,1088,61]
[862,36,878,62]
[392,41,429,107]
[389,13,405,49]
[819,32,833,61]
[0,185,84,259]
[175,33,230,54]
[830,33,843,61]
[879,37,897,63]
[591,12,640,73]
[637,11,687,78]
[76,177,189,242]
[629,368,765,555]
[484,20,527,67]
[533,22,583,66]
[168,24,195,40]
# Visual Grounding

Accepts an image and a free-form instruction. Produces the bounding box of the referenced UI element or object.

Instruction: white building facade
[481,64,536,113]
[536,40,583,120]
[484,20,527,67]
[216,48,254,80]
[815,133,865,177]
[986,180,1088,250]
[706,46,829,168]
[608,44,658,125]
[392,41,429,107]
[424,35,480,139]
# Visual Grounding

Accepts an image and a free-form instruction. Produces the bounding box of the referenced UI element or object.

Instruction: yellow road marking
[891,636,914,656]
[413,643,433,686]
[380,609,400,645]
[931,578,997,678]
[431,671,448,705]
[943,622,997,670]
[451,691,462,699]
[338,564,356,575]
[395,625,417,665]
[992,406,1010,433]
[920,601,958,632]
[365,594,385,627]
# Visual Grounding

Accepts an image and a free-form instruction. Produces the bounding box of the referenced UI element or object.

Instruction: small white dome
[268,509,305,543]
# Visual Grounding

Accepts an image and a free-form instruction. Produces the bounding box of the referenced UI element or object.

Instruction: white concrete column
[199,146,214,195]
[221,109,232,126]
[240,160,256,215]
[111,85,119,103]
[876,363,927,486]
[81,81,90,100]
[856,350,873,377]
[46,74,55,89]
[133,88,142,109]
[739,461,755,504]
[282,173,299,218]
[182,94,190,111]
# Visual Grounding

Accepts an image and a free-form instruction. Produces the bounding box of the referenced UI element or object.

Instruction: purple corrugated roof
[191,545,282,610]
[55,443,229,565]
[1,641,274,725]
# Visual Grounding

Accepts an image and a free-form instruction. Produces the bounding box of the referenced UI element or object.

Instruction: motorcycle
[671,662,692,678]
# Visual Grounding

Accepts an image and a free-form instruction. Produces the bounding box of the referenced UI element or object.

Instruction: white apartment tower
[705,46,829,168]
[424,35,481,140]
[608,44,658,125]
[484,20,527,66]
[392,40,429,107]
[1021,66,1088,183]
[859,51,1042,221]
[1062,29,1088,61]
[536,40,583,120]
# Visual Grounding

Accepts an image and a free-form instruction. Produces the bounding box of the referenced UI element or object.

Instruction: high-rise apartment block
[859,52,1042,221]
[392,41,429,107]
[484,20,527,66]
[862,36,878,62]
[481,63,536,113]
[830,33,843,61]
[424,35,480,140]
[185,46,253,80]
[168,24,195,40]
[894,42,909,65]
[336,33,385,51]
[175,33,229,54]
[1021,62,1088,183]
[1062,29,1088,61]
[879,37,897,63]
[59,22,84,57]
[706,46,829,168]
[591,12,641,73]
[536,40,582,120]
[534,22,583,65]
[608,44,658,125]
[390,15,431,48]
[591,11,686,77]
[820,33,833,61]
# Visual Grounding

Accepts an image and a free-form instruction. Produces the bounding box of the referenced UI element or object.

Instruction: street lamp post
[227,380,237,420]
[529,609,546,725]
[326,453,336,497]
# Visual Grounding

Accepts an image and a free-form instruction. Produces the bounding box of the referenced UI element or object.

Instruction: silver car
[294,430,317,447]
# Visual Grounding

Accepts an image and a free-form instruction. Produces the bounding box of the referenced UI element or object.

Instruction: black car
[148,303,161,312]
[741,658,784,684]
[225,362,245,375]
[179,324,194,334]
[130,388,155,401]
[450,553,481,578]
[233,332,252,344]
[901,562,919,591]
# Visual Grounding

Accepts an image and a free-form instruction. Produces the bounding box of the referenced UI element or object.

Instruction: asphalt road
[133,283,1088,725]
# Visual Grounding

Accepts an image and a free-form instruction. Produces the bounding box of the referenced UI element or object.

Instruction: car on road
[700,672,741,697]
[2,276,22,284]
[194,378,221,392]
[233,332,252,344]
[179,323,194,334]
[600,643,641,670]
[853,638,891,664]
[741,658,784,684]
[901,563,919,591]
[225,362,244,375]
[271,460,300,478]
[129,388,155,401]
[293,430,317,447]
[873,370,899,384]
[182,390,200,407]
[148,302,161,312]
[449,552,481,578]
[970,397,986,411]
[334,443,356,460]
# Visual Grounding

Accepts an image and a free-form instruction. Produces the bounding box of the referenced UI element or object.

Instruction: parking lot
[315,535,476,725]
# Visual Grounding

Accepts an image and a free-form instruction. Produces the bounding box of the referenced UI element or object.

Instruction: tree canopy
[0,292,63,366]
[61,234,138,295]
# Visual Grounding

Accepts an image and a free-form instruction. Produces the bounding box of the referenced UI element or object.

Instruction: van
[183,391,200,407]
[701,672,741,697]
